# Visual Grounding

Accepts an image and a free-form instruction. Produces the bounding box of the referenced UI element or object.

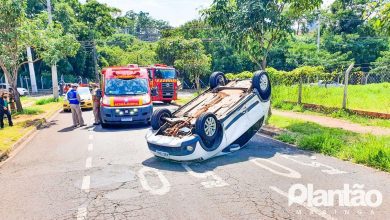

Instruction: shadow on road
[142,134,313,173]
[57,126,77,132]
[38,120,58,130]
[91,123,150,132]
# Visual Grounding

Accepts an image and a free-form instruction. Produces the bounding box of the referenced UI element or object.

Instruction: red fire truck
[147,64,178,103]
[99,66,153,127]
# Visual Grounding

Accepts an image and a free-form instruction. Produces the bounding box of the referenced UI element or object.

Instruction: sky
[95,0,335,27]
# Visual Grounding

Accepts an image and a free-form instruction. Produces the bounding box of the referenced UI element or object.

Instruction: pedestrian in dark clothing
[0,93,13,129]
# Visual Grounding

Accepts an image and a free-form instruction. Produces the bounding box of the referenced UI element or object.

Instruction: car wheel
[252,70,271,101]
[101,122,109,129]
[195,112,220,143]
[151,108,172,130]
[209,72,227,89]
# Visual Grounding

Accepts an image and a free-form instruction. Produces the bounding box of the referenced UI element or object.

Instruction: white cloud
[97,0,213,27]
[96,0,336,27]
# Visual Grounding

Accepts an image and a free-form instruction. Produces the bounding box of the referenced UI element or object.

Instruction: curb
[170,101,182,107]
[0,107,62,163]
[259,125,283,137]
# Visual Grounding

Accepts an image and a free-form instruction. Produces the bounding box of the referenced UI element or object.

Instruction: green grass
[269,115,390,172]
[272,103,390,128]
[12,107,44,116]
[272,83,390,113]
[35,97,59,105]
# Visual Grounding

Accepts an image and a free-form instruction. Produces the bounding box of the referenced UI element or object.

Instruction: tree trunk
[261,58,267,71]
[298,76,303,105]
[11,77,23,112]
[195,74,200,91]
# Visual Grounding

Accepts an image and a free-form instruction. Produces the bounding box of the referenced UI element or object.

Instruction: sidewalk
[272,109,390,136]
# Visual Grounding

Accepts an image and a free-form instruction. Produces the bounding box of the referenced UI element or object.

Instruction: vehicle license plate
[156,150,169,157]
[121,117,133,122]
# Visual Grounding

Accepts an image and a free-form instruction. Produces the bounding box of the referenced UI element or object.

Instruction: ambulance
[100,65,153,128]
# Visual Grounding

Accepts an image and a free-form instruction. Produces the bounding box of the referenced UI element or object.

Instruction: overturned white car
[146,71,271,161]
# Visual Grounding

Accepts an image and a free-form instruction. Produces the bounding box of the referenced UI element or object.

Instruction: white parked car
[0,83,29,96]
[146,71,271,161]
[17,88,29,96]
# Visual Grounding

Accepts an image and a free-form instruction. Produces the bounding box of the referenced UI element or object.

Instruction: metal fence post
[298,76,303,105]
[342,63,355,109]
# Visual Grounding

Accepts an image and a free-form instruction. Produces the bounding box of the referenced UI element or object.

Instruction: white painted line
[182,164,229,188]
[85,157,92,169]
[76,207,87,220]
[88,135,93,140]
[138,167,171,195]
[281,155,347,175]
[270,186,336,220]
[88,144,93,152]
[81,176,90,193]
[251,158,301,179]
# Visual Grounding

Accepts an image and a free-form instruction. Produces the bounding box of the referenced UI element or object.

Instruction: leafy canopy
[204,0,323,69]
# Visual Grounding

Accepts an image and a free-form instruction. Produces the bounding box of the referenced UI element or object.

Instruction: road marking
[138,167,171,195]
[251,158,301,179]
[85,157,92,169]
[88,144,93,152]
[182,164,229,188]
[281,155,347,175]
[81,176,90,193]
[270,186,336,220]
[76,207,87,220]
[88,135,93,140]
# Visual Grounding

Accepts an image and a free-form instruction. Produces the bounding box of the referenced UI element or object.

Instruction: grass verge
[273,102,390,128]
[269,115,390,172]
[272,83,390,114]
[35,97,60,105]
[0,102,61,154]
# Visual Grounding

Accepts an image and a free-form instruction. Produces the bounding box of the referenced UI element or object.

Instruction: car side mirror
[151,87,158,97]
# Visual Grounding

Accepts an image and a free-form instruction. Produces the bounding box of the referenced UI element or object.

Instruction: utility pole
[92,42,100,82]
[26,47,38,92]
[47,0,59,98]
[317,14,321,52]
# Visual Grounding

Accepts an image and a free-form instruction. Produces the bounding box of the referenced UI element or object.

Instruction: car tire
[252,70,271,101]
[151,108,172,130]
[209,72,227,89]
[101,122,109,129]
[195,112,220,143]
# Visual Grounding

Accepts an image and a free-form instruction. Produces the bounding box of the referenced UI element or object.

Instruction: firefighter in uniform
[67,84,86,127]
[91,83,101,125]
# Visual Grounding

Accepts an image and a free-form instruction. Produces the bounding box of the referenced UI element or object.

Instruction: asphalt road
[0,104,389,220]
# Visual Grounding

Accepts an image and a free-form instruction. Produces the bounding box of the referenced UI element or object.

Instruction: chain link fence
[269,65,390,115]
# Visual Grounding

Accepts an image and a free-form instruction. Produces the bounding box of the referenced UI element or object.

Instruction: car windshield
[105,78,148,96]
[77,87,91,95]
[155,69,176,79]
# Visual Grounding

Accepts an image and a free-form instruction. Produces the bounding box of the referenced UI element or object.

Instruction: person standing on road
[67,84,86,128]
[0,93,13,129]
[91,83,101,125]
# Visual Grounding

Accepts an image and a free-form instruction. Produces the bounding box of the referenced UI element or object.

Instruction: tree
[156,37,183,66]
[174,39,211,90]
[204,0,322,69]
[370,51,390,82]
[373,2,390,35]
[0,1,79,111]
